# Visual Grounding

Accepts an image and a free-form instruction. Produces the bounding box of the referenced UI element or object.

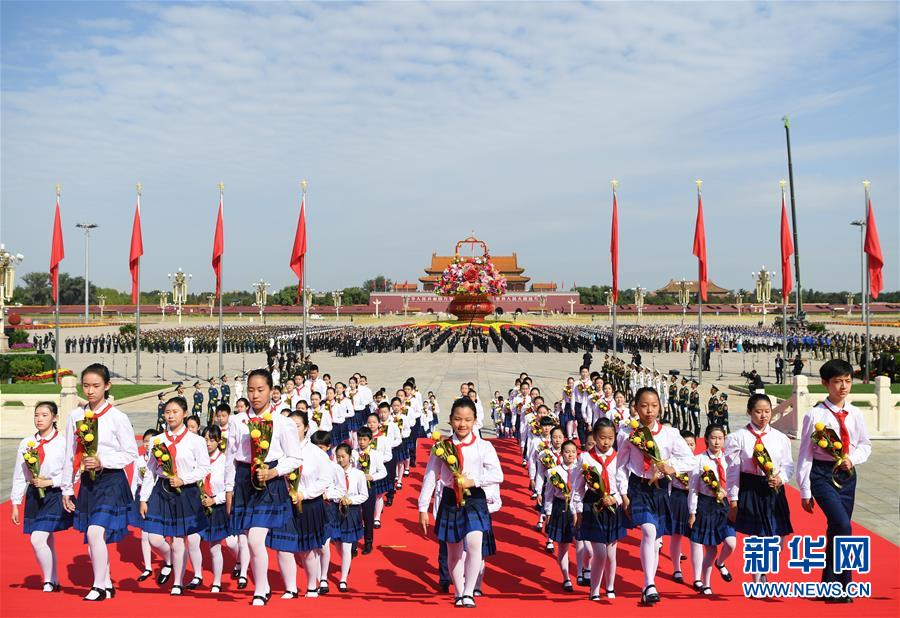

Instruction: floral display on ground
[435,255,507,297]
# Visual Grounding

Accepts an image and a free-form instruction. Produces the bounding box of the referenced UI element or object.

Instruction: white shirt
[543,462,579,515]
[131,452,151,496]
[724,423,794,502]
[352,447,387,482]
[309,405,333,431]
[473,399,485,430]
[795,400,871,499]
[573,379,592,406]
[234,381,244,400]
[11,430,66,505]
[688,450,729,513]
[418,433,503,513]
[615,422,695,489]
[327,398,348,425]
[292,384,311,407]
[573,448,624,512]
[141,425,211,501]
[294,441,331,499]
[322,458,347,501]
[305,378,327,399]
[371,425,398,462]
[206,449,227,504]
[338,466,369,505]
[224,408,302,491]
[62,402,138,496]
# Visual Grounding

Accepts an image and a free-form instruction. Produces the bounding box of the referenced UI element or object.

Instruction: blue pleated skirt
[348,409,365,432]
[435,487,492,544]
[73,469,132,544]
[690,493,735,546]
[669,487,691,536]
[142,481,208,537]
[394,441,409,463]
[370,476,392,496]
[228,461,292,535]
[503,412,513,429]
[734,472,793,537]
[23,486,73,534]
[559,403,573,426]
[331,421,350,445]
[127,487,144,529]
[547,496,575,543]
[267,495,328,552]
[626,473,672,536]
[201,503,231,543]
[329,503,364,543]
[576,491,627,543]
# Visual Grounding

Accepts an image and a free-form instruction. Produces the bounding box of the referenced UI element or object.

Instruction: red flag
[692,191,708,302]
[49,196,65,303]
[610,192,619,303]
[211,194,224,298]
[865,197,884,300]
[779,191,793,303]
[289,194,307,303]
[129,197,144,304]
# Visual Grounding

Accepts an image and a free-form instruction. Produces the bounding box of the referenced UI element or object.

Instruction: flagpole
[783,116,803,319]
[863,180,871,384]
[135,183,142,384]
[610,179,618,358]
[301,180,308,359]
[780,181,788,361]
[218,182,225,379]
[54,184,61,385]
[696,179,703,387]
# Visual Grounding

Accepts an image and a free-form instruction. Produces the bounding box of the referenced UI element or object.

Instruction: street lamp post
[402,294,411,317]
[850,219,866,323]
[538,294,547,317]
[207,294,216,318]
[254,279,269,324]
[605,290,613,320]
[736,293,744,316]
[846,292,853,317]
[373,299,381,318]
[568,298,575,316]
[0,245,24,353]
[98,294,106,320]
[75,223,98,324]
[159,292,169,321]
[168,269,191,325]
[677,278,691,327]
[332,290,343,321]
[634,286,646,322]
[752,267,774,324]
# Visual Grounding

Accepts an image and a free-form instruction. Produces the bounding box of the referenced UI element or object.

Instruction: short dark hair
[142,428,158,440]
[449,397,477,419]
[166,396,189,413]
[310,430,332,447]
[747,393,772,411]
[247,368,273,388]
[357,427,373,440]
[288,410,309,426]
[680,429,695,440]
[335,443,352,458]
[202,425,222,441]
[215,403,231,414]
[704,423,726,441]
[820,359,853,381]
[591,417,615,435]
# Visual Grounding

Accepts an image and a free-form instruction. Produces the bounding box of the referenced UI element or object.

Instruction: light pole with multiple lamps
[0,245,24,353]
[254,279,270,324]
[168,269,191,324]
[537,294,547,317]
[402,294,411,317]
[98,294,106,320]
[373,298,381,318]
[752,267,774,324]
[634,286,646,322]
[846,292,854,317]
[75,222,98,324]
[332,290,343,320]
[159,292,169,321]
[207,293,215,318]
[850,219,866,323]
[568,298,576,316]
[677,278,691,327]
[605,290,613,320]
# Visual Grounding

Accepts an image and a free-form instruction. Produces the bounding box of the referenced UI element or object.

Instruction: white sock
[319,543,331,584]
[557,542,571,581]
[140,531,152,571]
[210,544,223,586]
[30,531,56,584]
[639,523,659,588]
[589,542,609,597]
[171,536,186,587]
[277,550,297,593]
[247,527,270,596]
[187,533,202,580]
[340,543,352,582]
[301,550,320,593]
[86,525,111,588]
[461,531,483,597]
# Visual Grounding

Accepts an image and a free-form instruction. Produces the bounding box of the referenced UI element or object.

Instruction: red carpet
[1,438,897,617]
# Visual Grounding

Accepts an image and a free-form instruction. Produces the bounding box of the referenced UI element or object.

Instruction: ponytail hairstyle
[81,363,112,399]
[34,400,59,429]
[746,393,772,411]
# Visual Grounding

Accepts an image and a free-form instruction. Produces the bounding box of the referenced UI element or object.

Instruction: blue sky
[2,1,897,295]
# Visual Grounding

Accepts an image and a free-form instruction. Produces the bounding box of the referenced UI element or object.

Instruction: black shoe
[693,580,703,592]
[385,496,394,507]
[362,541,373,555]
[281,591,299,599]
[641,585,660,605]
[250,595,268,606]
[562,580,573,592]
[576,576,586,586]
[373,520,381,529]
[157,564,173,586]
[137,569,153,582]
[231,563,241,579]
[186,576,202,590]
[237,576,248,590]
[699,585,712,596]
[42,582,61,593]
[319,580,330,595]
[673,570,683,584]
[210,584,222,593]
[106,585,115,599]
[715,562,733,582]
[589,594,601,601]
[338,581,348,593]
[170,585,183,596]
[351,546,359,558]
[460,594,476,608]
[82,586,107,601]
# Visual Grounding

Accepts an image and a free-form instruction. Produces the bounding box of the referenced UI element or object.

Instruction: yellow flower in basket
[154,450,163,458]
[703,465,711,472]
[711,480,718,488]
[754,444,765,453]
[250,429,262,439]
[592,483,601,490]
[581,463,590,471]
[262,412,272,421]
[435,446,445,457]
[446,454,458,465]
[259,440,270,450]
[629,419,639,429]
[645,440,654,449]
[814,422,825,432]
[757,456,765,464]
[84,410,95,420]
[84,433,95,442]
[79,424,89,432]
[431,431,442,441]
[817,439,829,449]
[26,440,36,448]
[833,441,842,450]
[764,461,774,470]
[289,472,297,481]
[161,453,170,462]
[154,437,162,445]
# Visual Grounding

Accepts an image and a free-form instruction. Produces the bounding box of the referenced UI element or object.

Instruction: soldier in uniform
[156,392,167,432]
[666,374,679,425]
[706,385,720,430]
[714,392,729,433]
[678,377,690,433]
[220,374,231,407]
[207,377,220,427]
[688,379,701,437]
[192,381,204,417]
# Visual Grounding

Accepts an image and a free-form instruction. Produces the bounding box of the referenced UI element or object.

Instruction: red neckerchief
[164,426,189,475]
[707,449,726,493]
[204,450,221,496]
[589,448,616,491]
[36,429,59,466]
[344,470,350,491]
[746,423,768,447]
[638,422,663,472]
[73,401,113,475]
[450,432,476,505]
[820,399,850,456]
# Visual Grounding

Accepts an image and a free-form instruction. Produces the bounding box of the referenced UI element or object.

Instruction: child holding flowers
[140,396,211,596]
[724,393,794,583]
[353,426,388,555]
[542,439,580,592]
[688,423,735,595]
[331,443,369,592]
[418,398,503,609]
[615,387,694,605]
[10,401,71,592]
[199,425,231,593]
[668,430,697,587]
[224,369,301,606]
[796,359,871,602]
[366,411,396,528]
[129,429,162,584]
[62,364,138,601]
[573,419,627,601]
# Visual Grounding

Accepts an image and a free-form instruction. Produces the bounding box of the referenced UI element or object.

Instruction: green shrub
[8,330,29,345]
[9,357,43,377]
[808,323,826,333]
[0,353,55,380]
[119,324,136,336]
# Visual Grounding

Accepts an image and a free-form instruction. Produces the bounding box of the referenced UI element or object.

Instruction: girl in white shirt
[140,396,211,595]
[542,439,579,592]
[418,398,504,609]
[332,443,369,591]
[326,386,349,445]
[312,430,347,595]
[199,425,230,593]
[724,393,793,583]
[688,423,736,595]
[62,364,139,601]
[10,401,72,592]
[367,411,396,526]
[225,369,302,606]
[129,429,160,584]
